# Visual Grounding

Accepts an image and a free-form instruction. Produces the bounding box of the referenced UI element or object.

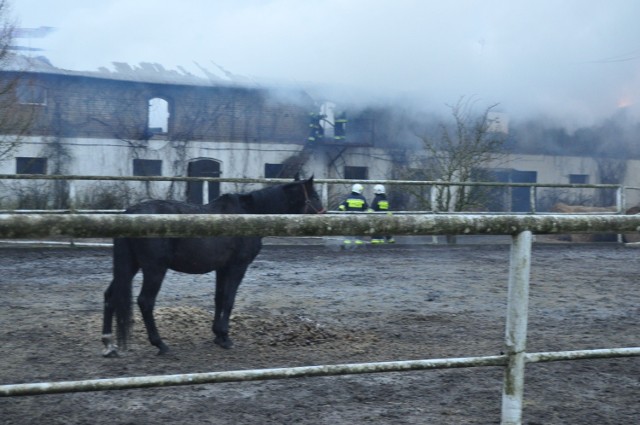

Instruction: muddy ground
[0,237,638,424]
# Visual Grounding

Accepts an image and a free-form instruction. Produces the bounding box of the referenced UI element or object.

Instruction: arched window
[148,97,169,134]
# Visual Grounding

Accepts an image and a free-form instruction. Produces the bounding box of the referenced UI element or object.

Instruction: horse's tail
[112,238,137,349]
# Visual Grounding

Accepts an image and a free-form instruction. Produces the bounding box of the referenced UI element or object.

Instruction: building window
[344,166,368,180]
[16,80,47,105]
[133,159,162,176]
[16,157,47,174]
[148,97,169,134]
[569,174,589,184]
[264,163,300,178]
[265,163,284,178]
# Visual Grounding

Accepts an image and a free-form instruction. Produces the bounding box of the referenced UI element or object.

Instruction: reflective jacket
[371,194,390,212]
[338,192,369,211]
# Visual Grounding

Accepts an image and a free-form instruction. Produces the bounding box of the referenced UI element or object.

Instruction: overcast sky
[10,0,640,129]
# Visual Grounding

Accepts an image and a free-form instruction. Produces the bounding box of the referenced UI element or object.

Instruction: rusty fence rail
[1,213,639,425]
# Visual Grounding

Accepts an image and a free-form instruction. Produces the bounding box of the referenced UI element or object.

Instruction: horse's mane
[205,178,313,214]
[244,181,302,214]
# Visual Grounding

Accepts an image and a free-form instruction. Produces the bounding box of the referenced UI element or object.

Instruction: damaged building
[1,54,640,211]
[0,55,390,208]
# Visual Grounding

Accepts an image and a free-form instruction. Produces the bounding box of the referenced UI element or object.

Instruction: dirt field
[0,237,638,424]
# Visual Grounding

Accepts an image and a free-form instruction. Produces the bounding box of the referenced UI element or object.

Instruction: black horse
[101,176,323,356]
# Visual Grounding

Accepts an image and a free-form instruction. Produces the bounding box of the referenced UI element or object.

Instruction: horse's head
[288,176,325,214]
[236,176,325,214]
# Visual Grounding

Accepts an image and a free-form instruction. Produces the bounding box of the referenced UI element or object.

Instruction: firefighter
[338,183,369,212]
[308,112,324,143]
[334,112,347,141]
[337,183,370,246]
[370,184,395,244]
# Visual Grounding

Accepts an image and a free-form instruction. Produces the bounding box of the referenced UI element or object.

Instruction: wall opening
[187,159,221,204]
[16,157,47,174]
[569,174,589,184]
[344,166,368,180]
[133,159,162,176]
[148,97,169,134]
[16,80,47,105]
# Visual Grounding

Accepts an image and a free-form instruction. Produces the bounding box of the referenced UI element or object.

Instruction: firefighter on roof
[308,112,324,143]
[334,112,347,141]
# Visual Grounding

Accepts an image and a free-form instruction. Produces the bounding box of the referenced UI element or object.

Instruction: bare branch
[404,96,507,212]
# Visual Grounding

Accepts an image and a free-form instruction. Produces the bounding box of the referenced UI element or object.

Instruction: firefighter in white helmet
[370,184,395,244]
[337,183,370,247]
[338,183,369,212]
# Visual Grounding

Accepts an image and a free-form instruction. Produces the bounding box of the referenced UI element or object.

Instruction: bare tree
[596,157,626,207]
[0,0,16,157]
[0,1,12,61]
[410,97,507,212]
[0,0,35,163]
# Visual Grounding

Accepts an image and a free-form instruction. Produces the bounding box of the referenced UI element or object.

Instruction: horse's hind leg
[102,265,138,357]
[138,267,170,355]
[102,281,119,357]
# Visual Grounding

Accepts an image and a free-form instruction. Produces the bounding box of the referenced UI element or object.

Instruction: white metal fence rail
[0,174,632,214]
[0,213,639,425]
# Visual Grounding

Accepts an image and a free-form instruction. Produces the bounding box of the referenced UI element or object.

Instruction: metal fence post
[321,182,329,209]
[617,186,624,242]
[501,230,532,425]
[68,180,76,212]
[616,185,624,213]
[529,186,536,214]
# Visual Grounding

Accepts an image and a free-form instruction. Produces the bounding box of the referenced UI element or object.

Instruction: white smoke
[12,0,640,128]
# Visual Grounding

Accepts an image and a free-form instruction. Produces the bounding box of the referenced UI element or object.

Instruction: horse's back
[119,195,260,274]
[124,199,209,214]
[125,194,244,215]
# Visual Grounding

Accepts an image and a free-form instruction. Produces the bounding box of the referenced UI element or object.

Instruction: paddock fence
[0,213,639,425]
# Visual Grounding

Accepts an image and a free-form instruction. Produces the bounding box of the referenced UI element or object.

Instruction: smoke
[12,0,640,129]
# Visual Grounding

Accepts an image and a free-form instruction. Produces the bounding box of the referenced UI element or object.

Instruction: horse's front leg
[138,268,170,355]
[213,265,248,349]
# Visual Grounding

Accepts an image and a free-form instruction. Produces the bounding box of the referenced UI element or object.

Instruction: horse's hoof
[102,335,119,357]
[214,336,233,349]
[156,343,170,355]
[102,347,119,358]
